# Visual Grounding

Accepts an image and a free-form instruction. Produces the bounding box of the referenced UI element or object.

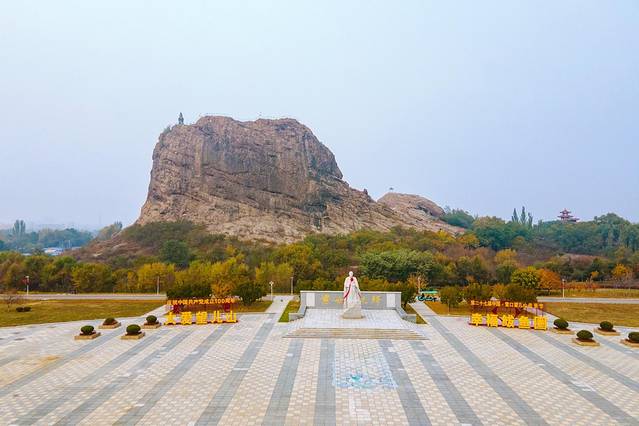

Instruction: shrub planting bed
[573,329,599,346]
[595,321,620,336]
[142,315,161,329]
[622,331,639,348]
[74,324,101,340]
[551,318,573,335]
[121,324,145,340]
[99,317,121,329]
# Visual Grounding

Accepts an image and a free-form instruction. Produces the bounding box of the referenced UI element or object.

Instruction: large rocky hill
[136,116,460,243]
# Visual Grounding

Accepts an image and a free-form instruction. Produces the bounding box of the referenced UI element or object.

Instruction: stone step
[284,327,426,340]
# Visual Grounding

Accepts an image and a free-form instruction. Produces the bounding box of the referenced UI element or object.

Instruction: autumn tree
[538,269,561,292]
[611,264,632,285]
[210,255,251,298]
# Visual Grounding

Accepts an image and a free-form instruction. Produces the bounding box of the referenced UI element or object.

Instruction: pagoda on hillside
[558,209,579,223]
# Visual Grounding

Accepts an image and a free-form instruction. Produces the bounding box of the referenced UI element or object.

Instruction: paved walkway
[266,295,294,314]
[409,301,438,317]
[0,304,637,424]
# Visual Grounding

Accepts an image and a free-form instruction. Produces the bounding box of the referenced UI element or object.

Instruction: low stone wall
[290,291,415,323]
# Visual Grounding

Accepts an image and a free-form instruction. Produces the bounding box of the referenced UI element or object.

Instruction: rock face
[138,116,459,243]
[378,192,445,222]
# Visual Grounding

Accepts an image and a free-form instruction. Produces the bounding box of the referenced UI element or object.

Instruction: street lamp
[562,279,566,299]
[290,276,294,296]
[269,281,274,301]
[156,275,160,295]
[25,275,30,297]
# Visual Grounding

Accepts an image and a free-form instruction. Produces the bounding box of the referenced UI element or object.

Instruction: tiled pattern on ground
[0,310,637,425]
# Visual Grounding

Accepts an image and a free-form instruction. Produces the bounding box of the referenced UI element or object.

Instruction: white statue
[342,271,363,319]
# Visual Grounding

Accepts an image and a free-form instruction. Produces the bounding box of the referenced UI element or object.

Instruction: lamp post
[290,276,294,296]
[156,275,160,295]
[269,281,274,301]
[25,275,30,297]
[562,278,565,299]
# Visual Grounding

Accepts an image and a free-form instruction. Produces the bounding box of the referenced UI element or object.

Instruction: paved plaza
[0,305,637,425]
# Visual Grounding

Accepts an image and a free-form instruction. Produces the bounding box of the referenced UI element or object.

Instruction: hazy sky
[1,1,638,230]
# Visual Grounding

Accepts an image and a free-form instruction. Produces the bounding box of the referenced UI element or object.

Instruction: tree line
[1,219,637,304]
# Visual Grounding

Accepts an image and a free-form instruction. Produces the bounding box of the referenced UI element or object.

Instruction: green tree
[71,263,115,292]
[255,262,294,293]
[12,220,26,247]
[23,255,49,291]
[96,222,123,241]
[137,262,176,293]
[463,283,492,301]
[360,249,434,283]
[504,284,537,303]
[234,281,265,305]
[511,267,541,289]
[453,256,490,284]
[439,286,463,313]
[441,208,475,228]
[160,240,191,268]
[272,243,320,284]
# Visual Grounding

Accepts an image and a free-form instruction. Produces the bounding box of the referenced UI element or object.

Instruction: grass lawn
[279,300,300,322]
[545,288,639,299]
[544,302,639,327]
[404,304,426,324]
[426,301,473,316]
[233,300,271,313]
[0,300,163,328]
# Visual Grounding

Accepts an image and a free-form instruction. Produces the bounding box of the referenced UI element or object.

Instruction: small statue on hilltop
[178,112,184,125]
[343,271,363,319]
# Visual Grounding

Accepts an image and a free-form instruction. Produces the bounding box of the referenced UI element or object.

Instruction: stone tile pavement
[0,307,637,425]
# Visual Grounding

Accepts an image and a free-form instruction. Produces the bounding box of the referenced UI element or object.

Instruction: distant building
[44,247,65,256]
[558,209,579,223]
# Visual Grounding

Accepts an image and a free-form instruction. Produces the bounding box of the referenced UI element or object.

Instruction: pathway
[265,294,293,315]
[0,301,637,424]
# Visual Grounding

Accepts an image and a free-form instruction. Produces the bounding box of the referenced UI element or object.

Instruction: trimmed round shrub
[126,324,141,335]
[576,330,594,341]
[80,325,95,335]
[553,318,569,330]
[146,315,158,324]
[599,321,614,332]
[628,332,639,343]
[23,306,31,312]
[15,307,24,312]
[103,317,117,325]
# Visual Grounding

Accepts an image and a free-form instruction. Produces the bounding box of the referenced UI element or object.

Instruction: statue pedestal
[342,306,363,319]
